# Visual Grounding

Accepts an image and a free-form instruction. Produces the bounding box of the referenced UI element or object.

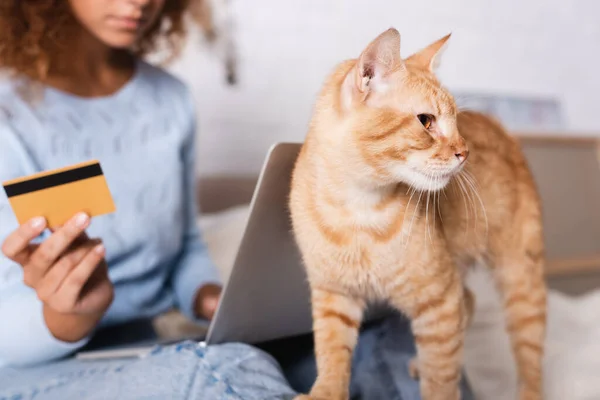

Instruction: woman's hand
[194,283,222,320]
[1,213,114,342]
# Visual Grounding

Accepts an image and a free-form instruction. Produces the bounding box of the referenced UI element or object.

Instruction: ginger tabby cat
[289,28,546,400]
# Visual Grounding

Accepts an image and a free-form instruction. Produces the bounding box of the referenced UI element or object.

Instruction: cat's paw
[408,357,420,380]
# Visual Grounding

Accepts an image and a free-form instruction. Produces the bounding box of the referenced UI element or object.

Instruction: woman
[0,1,474,398]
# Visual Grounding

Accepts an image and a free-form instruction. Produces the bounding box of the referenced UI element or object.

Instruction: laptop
[77,142,313,359]
[205,142,312,345]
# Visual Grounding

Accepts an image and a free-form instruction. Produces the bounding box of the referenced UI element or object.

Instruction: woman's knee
[199,342,297,398]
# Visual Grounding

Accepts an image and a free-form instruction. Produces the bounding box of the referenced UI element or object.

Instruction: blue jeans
[0,314,474,399]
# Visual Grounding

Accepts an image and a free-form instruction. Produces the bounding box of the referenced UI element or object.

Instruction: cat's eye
[418,114,434,130]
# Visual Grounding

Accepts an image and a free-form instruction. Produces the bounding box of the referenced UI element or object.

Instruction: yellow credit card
[2,160,116,228]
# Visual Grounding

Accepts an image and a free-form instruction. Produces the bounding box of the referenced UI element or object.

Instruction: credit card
[2,160,116,228]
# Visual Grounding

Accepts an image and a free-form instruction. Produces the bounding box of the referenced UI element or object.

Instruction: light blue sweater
[0,61,221,367]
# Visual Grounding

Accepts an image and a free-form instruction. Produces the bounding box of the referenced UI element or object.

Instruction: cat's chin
[393,167,453,192]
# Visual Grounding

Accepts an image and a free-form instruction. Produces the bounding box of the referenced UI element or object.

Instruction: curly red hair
[0,0,192,81]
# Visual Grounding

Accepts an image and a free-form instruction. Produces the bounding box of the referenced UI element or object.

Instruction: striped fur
[289,28,546,400]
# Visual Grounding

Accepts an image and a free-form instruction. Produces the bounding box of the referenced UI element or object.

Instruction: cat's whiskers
[454,102,473,113]
[436,175,443,227]
[462,169,489,236]
[426,174,431,243]
[454,173,471,236]
[432,173,438,235]
[404,187,424,250]
[458,172,478,236]
[424,166,435,244]
[401,186,418,246]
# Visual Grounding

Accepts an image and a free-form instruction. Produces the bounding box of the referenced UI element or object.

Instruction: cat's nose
[455,149,469,163]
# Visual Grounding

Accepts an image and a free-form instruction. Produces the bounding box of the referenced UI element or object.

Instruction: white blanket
[199,205,600,400]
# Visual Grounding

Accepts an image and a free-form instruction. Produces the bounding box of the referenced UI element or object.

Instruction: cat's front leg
[394,273,467,400]
[302,287,365,400]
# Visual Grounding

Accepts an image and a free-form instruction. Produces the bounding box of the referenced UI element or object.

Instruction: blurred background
[167,0,600,177]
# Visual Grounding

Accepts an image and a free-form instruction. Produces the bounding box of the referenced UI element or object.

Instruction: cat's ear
[405,33,451,72]
[353,28,403,98]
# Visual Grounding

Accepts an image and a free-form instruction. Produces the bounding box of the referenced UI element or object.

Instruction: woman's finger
[36,240,100,303]
[28,213,90,283]
[56,243,105,308]
[1,217,47,265]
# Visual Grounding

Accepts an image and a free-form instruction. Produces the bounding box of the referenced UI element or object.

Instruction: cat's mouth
[401,166,465,192]
[436,171,455,179]
[413,168,457,181]
[397,168,451,192]
[394,165,460,192]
